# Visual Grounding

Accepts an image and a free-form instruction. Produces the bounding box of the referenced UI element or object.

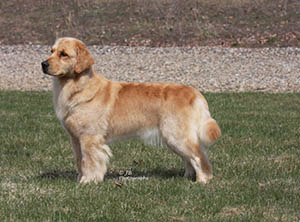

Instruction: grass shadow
[107,167,184,180]
[141,167,183,179]
[37,167,184,182]
[38,169,77,181]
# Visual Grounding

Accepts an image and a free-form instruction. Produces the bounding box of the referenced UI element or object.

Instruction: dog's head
[41,37,94,78]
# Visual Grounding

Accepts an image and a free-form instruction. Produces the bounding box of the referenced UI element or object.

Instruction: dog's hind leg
[78,135,112,184]
[172,141,212,184]
[160,122,213,183]
[182,157,196,179]
[188,144,213,184]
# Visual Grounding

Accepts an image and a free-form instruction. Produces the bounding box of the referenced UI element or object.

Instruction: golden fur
[41,37,221,184]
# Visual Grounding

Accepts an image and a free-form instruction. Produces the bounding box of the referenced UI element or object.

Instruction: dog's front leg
[70,135,83,181]
[78,135,112,184]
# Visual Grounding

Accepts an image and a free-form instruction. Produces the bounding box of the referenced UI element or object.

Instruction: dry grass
[0,0,299,47]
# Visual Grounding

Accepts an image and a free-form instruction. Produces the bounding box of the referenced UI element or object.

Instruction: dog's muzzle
[41,61,50,74]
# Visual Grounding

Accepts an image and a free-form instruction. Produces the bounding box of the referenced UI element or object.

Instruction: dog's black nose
[41,61,49,73]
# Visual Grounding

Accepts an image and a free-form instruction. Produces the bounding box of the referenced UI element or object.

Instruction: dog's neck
[53,68,102,94]
[52,68,105,120]
[59,68,94,88]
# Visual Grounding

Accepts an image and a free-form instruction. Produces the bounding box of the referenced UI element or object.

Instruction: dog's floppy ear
[74,41,94,74]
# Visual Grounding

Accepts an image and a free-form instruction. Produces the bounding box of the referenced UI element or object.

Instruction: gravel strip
[0,45,299,92]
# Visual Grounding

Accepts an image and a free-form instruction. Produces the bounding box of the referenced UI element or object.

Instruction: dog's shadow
[38,169,77,181]
[38,168,184,182]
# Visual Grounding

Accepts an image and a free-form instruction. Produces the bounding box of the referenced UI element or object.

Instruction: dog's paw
[196,173,213,184]
[79,174,104,184]
[79,176,94,184]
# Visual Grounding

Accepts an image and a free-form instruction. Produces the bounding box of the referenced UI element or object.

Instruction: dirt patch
[1,0,299,47]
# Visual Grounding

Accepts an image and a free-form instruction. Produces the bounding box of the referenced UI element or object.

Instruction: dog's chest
[54,95,68,122]
[52,79,71,122]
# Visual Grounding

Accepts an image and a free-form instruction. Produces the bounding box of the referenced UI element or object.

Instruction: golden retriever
[41,37,221,184]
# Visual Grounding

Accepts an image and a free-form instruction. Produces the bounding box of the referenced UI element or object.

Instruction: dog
[41,37,221,184]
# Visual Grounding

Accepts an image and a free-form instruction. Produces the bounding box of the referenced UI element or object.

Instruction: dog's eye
[60,51,68,57]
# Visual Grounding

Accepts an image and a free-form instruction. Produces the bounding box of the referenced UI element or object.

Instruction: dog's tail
[199,118,221,147]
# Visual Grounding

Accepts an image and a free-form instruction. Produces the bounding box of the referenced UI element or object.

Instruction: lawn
[0,91,299,221]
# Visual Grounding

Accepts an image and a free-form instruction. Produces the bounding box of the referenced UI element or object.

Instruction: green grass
[0,91,299,221]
